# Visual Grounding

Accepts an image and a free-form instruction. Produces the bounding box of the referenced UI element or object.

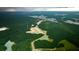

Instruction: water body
[5,40,15,51]
[0,27,8,31]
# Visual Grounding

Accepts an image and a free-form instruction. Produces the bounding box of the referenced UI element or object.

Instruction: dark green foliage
[39,20,79,48]
[0,12,79,51]
[0,45,6,51]
[35,40,53,48]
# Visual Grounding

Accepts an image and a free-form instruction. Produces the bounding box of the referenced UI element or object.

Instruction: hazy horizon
[0,7,79,12]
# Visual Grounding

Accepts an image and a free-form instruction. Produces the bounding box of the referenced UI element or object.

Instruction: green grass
[12,34,43,51]
[58,40,78,51]
[12,39,32,51]
[34,40,53,48]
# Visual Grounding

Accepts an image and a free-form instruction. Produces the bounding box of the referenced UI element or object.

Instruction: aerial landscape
[0,7,79,51]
